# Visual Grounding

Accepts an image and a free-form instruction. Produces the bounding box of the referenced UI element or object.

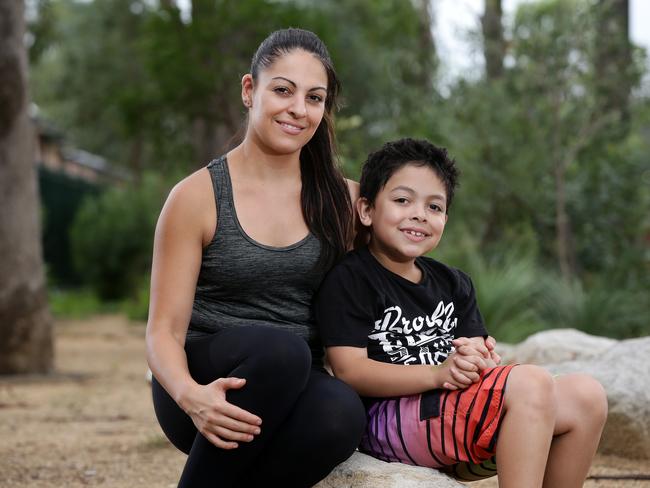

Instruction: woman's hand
[180,378,263,450]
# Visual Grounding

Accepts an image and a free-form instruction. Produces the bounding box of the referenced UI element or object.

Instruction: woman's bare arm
[145,169,261,449]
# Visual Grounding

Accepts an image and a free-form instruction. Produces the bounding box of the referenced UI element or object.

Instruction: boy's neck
[367,244,423,284]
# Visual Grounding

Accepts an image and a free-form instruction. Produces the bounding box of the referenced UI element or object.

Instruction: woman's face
[243,49,328,157]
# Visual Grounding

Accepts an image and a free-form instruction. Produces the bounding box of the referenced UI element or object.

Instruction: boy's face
[358,163,448,266]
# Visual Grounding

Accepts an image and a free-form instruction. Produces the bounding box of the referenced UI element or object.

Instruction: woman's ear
[356,197,373,227]
[241,74,254,107]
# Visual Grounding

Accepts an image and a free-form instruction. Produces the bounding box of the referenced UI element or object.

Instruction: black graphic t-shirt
[315,247,487,366]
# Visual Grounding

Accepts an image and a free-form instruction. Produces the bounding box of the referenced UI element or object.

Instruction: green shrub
[120,276,151,322]
[70,173,168,301]
[462,253,550,343]
[538,276,650,339]
[48,288,112,319]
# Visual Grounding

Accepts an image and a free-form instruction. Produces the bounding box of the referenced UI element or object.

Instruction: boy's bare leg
[496,365,556,488]
[542,374,608,488]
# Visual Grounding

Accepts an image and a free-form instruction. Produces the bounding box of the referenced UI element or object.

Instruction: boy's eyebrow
[271,76,327,92]
[390,185,446,201]
[390,185,416,194]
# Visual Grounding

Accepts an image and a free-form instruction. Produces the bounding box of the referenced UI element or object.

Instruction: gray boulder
[545,336,650,459]
[497,328,650,459]
[315,452,463,488]
[497,328,616,365]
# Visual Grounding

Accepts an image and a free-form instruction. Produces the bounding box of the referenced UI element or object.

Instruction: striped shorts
[359,364,517,469]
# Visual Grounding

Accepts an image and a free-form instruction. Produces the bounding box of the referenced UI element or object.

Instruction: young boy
[315,138,607,486]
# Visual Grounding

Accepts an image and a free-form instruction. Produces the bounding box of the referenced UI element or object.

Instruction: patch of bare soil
[0,315,184,487]
[1,315,649,487]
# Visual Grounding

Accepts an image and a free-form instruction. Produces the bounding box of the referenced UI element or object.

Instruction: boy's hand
[484,335,502,366]
[452,336,499,369]
[437,352,481,390]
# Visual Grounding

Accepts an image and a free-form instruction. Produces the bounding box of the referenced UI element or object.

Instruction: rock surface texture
[500,329,650,460]
[315,452,464,488]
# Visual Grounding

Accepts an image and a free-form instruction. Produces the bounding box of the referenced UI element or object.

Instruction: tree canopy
[27,0,649,340]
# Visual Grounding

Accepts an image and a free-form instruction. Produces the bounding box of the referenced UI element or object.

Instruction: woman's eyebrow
[271,76,326,92]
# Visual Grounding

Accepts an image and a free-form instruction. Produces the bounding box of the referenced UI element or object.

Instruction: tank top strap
[206,156,234,231]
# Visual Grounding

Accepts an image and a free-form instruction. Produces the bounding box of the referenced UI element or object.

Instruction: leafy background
[28,0,649,343]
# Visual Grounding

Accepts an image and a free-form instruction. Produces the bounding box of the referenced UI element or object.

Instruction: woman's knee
[311,380,366,453]
[151,377,196,454]
[505,364,556,417]
[251,327,312,376]
[213,326,312,385]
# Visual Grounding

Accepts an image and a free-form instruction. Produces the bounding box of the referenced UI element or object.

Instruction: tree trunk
[413,0,437,89]
[595,0,631,126]
[551,92,575,282]
[482,0,505,80]
[554,162,575,282]
[0,0,54,374]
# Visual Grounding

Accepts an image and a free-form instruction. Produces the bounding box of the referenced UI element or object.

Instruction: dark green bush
[70,173,168,300]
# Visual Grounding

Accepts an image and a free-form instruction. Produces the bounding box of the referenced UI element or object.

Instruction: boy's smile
[357,163,448,281]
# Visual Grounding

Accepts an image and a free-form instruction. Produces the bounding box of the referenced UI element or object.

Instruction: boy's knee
[567,373,608,425]
[506,365,556,416]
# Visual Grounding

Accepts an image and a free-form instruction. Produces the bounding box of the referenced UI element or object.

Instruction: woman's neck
[228,139,301,182]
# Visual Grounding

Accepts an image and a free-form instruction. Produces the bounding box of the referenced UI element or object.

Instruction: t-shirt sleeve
[314,262,376,348]
[453,270,488,339]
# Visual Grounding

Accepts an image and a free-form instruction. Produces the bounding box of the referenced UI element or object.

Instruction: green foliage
[69,173,168,300]
[538,275,650,339]
[28,0,650,339]
[48,288,110,319]
[120,276,150,322]
[39,166,102,285]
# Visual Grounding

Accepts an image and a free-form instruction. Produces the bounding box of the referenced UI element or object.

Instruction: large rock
[315,452,463,488]
[497,328,650,459]
[545,336,650,460]
[497,328,617,365]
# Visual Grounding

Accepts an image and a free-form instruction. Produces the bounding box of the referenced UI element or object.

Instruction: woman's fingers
[203,430,239,450]
[212,378,263,426]
[212,425,257,443]
[218,401,262,427]
[214,414,262,436]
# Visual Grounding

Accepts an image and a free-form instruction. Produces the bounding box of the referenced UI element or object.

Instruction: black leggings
[152,325,366,488]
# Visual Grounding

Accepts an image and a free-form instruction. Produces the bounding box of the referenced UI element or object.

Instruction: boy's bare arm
[326,346,485,397]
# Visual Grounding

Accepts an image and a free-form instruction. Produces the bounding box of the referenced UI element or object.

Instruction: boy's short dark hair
[359,138,459,211]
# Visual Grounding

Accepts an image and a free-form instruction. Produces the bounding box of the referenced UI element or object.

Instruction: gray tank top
[188,156,326,364]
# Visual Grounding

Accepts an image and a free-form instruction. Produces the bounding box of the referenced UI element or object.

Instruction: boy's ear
[356,197,373,227]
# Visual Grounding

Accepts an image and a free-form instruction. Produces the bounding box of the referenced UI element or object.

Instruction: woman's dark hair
[251,28,352,271]
[360,138,459,212]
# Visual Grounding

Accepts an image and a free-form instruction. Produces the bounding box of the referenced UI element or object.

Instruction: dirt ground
[1,315,649,488]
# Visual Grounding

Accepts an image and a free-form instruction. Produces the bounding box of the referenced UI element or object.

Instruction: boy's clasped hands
[438,336,501,391]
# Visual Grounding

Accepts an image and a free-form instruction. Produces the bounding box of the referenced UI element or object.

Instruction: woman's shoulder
[160,166,216,246]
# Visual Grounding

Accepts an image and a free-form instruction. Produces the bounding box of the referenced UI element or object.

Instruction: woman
[146,28,366,488]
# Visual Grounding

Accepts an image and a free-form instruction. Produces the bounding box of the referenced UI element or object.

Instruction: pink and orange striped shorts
[359,364,517,469]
